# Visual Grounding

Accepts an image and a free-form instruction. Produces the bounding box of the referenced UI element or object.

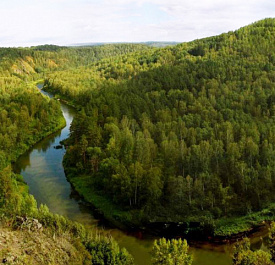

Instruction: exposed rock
[16,216,43,232]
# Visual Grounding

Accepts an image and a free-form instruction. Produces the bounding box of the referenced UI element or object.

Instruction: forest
[0,18,275,264]
[43,18,275,236]
[0,44,143,264]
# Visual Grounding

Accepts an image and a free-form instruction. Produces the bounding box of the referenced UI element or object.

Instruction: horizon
[0,41,180,49]
[0,0,274,48]
[0,18,271,49]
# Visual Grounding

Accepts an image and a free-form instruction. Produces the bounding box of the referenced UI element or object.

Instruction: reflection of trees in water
[12,151,31,172]
[13,130,62,172]
[250,238,263,251]
[12,157,30,173]
[61,106,75,121]
[250,235,268,251]
[13,102,75,186]
[69,186,81,201]
[69,184,101,220]
[36,130,62,152]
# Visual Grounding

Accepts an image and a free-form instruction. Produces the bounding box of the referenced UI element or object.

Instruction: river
[13,84,268,265]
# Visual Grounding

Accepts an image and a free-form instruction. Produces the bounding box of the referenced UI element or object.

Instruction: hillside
[0,224,91,264]
[0,44,140,264]
[42,18,275,236]
[0,44,152,77]
[71,41,179,48]
[0,17,274,264]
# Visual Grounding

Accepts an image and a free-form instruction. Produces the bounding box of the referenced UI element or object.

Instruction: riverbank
[9,84,134,265]
[64,172,135,230]
[9,84,66,164]
[41,82,79,110]
[65,168,274,244]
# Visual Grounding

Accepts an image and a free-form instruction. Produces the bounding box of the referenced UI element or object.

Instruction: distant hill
[70,41,180,48]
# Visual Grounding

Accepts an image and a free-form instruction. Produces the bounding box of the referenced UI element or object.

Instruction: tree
[39,19,275,230]
[233,238,273,265]
[79,135,88,165]
[151,238,192,265]
[0,166,13,208]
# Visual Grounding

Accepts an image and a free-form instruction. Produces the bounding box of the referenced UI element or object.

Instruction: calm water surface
[14,84,266,265]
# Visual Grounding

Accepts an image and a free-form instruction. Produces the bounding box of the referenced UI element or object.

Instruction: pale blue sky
[0,0,274,47]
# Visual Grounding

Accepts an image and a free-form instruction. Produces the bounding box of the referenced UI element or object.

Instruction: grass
[215,204,275,236]
[67,174,136,229]
[0,222,91,264]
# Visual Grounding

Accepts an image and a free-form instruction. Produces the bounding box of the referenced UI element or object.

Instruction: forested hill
[42,18,275,235]
[0,44,138,263]
[0,43,152,79]
[0,16,274,264]
[72,41,180,47]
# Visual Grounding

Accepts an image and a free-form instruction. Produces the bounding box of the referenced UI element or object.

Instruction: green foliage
[86,237,134,265]
[151,238,193,265]
[1,20,275,262]
[233,238,273,265]
[67,174,143,228]
[46,18,275,234]
[215,205,275,236]
[0,43,142,264]
[0,79,65,165]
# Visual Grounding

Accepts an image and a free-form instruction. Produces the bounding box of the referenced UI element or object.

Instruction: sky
[0,0,274,47]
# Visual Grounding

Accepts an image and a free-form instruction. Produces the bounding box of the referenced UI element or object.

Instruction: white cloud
[0,0,274,47]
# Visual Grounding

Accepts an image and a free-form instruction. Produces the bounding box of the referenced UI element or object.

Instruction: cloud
[151,0,275,40]
[0,0,274,47]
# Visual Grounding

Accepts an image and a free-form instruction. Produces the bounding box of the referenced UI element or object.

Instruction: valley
[0,18,275,264]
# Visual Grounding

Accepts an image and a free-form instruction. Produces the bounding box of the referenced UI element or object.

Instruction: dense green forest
[0,43,151,78]
[0,81,64,167]
[1,17,275,264]
[0,44,146,264]
[43,18,275,236]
